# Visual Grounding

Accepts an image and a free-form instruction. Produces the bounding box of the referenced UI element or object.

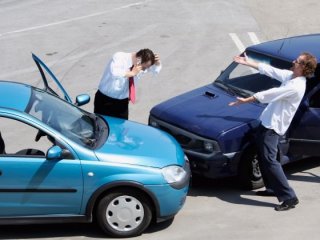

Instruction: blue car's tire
[96,188,152,237]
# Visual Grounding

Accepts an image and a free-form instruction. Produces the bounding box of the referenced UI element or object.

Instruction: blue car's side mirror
[46,146,63,160]
[75,94,90,107]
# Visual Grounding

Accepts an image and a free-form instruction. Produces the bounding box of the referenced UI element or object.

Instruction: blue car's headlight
[162,163,190,189]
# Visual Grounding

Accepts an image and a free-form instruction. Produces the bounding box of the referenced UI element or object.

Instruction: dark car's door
[287,84,320,159]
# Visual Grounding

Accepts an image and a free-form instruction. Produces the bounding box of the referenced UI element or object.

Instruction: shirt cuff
[258,63,266,74]
[253,92,263,103]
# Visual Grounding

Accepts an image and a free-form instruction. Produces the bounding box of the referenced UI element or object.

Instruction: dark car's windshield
[215,51,292,97]
[26,88,107,148]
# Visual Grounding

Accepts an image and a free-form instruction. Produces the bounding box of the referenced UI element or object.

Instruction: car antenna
[278,30,289,54]
[278,39,286,54]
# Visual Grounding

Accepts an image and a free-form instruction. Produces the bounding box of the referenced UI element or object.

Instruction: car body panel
[151,84,264,141]
[0,156,83,216]
[247,34,320,63]
[95,116,185,168]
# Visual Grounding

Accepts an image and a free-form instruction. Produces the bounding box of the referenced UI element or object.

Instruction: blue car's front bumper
[145,183,189,221]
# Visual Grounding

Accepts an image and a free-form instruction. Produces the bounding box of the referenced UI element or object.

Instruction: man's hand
[154,54,161,66]
[229,96,256,106]
[131,65,142,76]
[233,52,259,70]
[233,53,249,65]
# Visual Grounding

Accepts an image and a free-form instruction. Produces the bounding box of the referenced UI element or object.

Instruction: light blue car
[0,54,190,238]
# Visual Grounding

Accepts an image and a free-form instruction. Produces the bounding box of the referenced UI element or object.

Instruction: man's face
[291,55,306,76]
[140,60,152,71]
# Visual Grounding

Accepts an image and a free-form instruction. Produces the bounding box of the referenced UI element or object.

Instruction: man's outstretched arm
[233,52,259,70]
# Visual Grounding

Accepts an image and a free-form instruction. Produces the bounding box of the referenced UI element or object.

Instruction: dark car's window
[215,51,292,97]
[26,89,106,148]
[309,88,320,108]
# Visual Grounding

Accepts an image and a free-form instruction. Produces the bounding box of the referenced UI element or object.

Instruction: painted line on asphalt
[229,32,261,53]
[229,33,245,53]
[0,0,152,38]
[248,32,260,45]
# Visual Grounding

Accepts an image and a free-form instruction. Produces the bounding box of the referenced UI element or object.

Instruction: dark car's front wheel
[96,188,152,238]
[238,148,264,190]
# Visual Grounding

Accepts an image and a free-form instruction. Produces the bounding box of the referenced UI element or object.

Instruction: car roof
[247,33,320,64]
[0,81,32,112]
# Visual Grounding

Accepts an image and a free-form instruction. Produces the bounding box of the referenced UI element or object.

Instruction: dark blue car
[149,34,320,189]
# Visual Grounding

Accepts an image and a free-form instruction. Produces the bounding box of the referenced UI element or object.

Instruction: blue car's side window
[0,117,56,158]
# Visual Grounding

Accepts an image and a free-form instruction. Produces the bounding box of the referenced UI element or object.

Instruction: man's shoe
[256,190,276,197]
[274,198,299,211]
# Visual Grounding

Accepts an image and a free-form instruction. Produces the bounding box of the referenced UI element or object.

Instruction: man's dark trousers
[257,125,297,202]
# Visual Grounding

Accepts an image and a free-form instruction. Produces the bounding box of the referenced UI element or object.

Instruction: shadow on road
[0,223,105,239]
[189,157,320,208]
[0,219,173,239]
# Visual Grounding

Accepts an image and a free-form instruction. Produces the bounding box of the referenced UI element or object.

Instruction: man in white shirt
[94,48,162,119]
[229,52,317,211]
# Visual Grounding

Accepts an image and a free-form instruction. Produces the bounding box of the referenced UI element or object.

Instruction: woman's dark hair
[136,48,155,65]
[301,52,317,78]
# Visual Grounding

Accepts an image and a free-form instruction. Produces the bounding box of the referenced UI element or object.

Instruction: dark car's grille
[149,116,220,153]
[174,134,192,146]
[159,125,192,147]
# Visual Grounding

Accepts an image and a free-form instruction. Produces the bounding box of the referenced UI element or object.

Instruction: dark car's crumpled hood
[150,84,265,139]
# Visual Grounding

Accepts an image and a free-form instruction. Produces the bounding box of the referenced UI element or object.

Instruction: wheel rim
[106,195,144,232]
[252,155,262,179]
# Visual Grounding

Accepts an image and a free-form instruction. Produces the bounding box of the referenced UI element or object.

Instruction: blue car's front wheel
[96,188,152,237]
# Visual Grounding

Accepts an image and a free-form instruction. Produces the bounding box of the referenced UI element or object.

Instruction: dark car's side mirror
[75,94,90,107]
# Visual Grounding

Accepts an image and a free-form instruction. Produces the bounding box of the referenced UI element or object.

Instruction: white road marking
[229,33,245,53]
[248,32,260,45]
[0,0,151,38]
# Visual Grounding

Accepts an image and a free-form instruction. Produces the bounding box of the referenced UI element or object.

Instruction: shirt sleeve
[253,82,298,103]
[258,63,293,83]
[110,53,127,77]
[147,63,162,75]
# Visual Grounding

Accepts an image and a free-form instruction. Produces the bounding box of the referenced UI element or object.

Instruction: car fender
[85,181,160,220]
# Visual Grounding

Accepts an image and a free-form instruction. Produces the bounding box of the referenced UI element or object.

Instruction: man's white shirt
[253,63,306,135]
[98,52,162,99]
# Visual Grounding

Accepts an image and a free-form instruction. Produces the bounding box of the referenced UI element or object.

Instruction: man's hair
[301,52,317,78]
[136,48,155,65]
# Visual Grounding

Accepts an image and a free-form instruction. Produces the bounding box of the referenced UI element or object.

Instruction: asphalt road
[0,0,320,239]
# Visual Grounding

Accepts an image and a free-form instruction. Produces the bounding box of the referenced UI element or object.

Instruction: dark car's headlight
[202,140,219,153]
[149,117,159,128]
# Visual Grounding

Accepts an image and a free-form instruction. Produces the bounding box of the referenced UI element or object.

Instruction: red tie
[129,66,136,104]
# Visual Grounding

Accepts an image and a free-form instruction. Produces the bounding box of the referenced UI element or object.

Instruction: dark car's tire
[96,188,152,238]
[238,148,264,190]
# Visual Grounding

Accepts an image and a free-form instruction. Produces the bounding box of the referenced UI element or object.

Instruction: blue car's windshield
[26,88,101,148]
[215,51,292,97]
